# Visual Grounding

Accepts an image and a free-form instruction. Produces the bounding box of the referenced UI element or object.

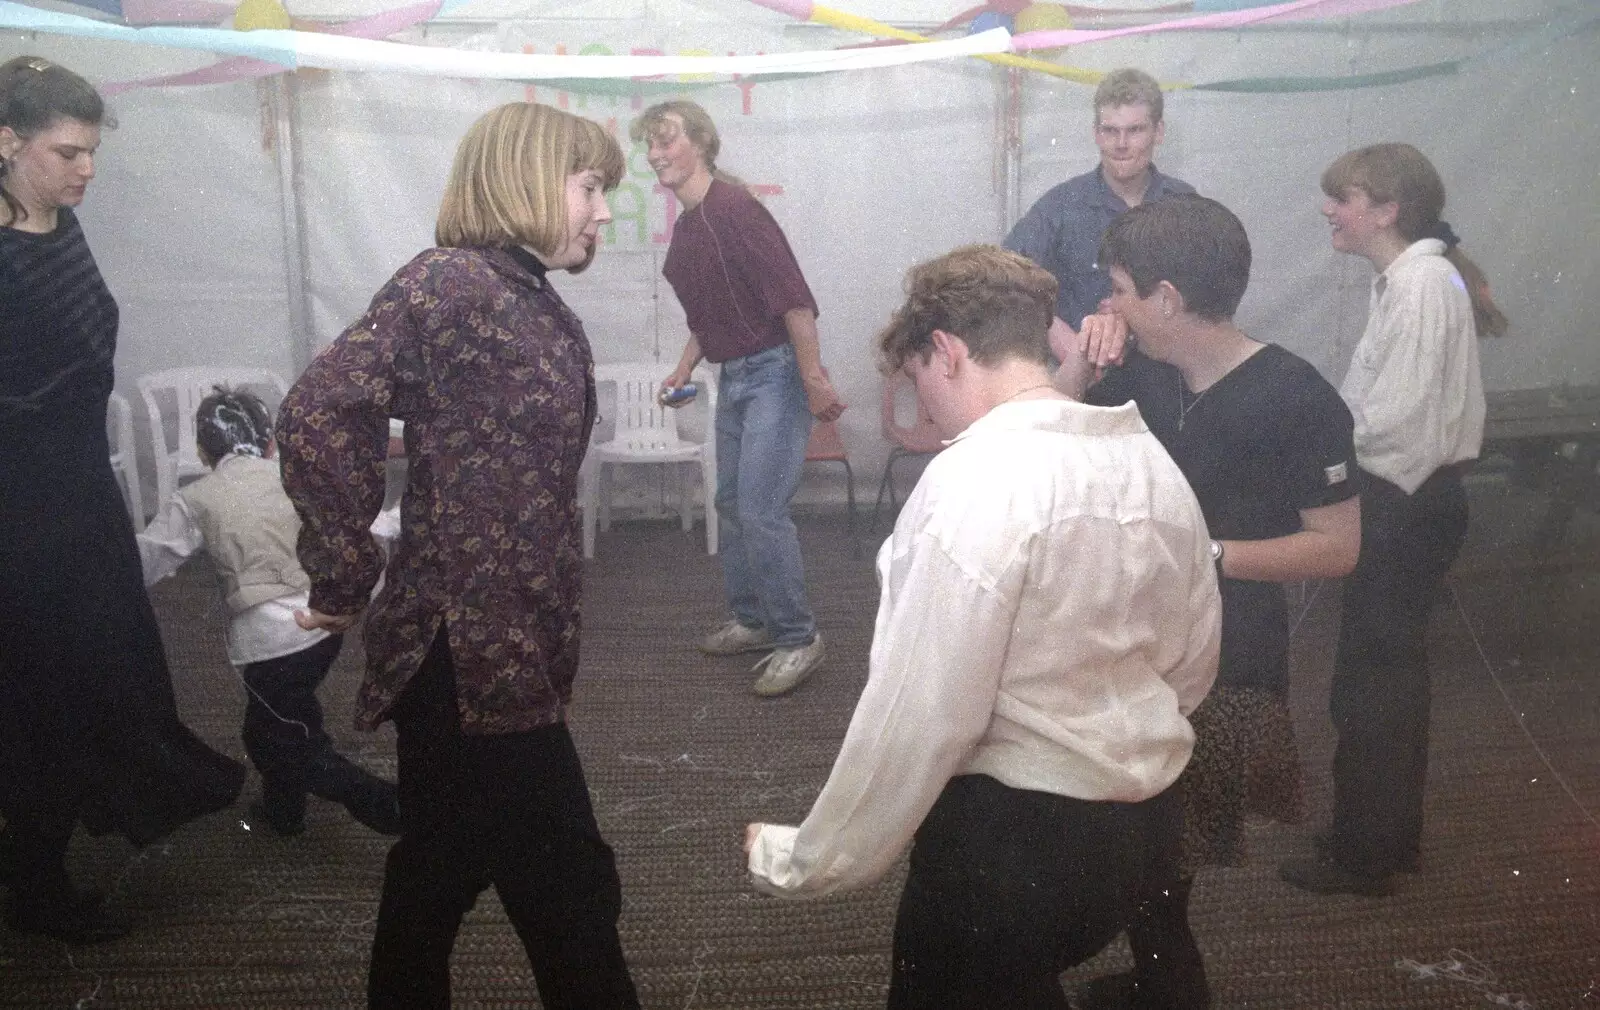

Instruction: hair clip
[23,58,51,72]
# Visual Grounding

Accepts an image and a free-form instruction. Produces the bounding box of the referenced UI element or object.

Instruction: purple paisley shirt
[276,247,597,735]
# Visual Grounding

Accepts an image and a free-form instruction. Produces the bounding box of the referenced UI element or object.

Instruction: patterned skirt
[1176,684,1304,870]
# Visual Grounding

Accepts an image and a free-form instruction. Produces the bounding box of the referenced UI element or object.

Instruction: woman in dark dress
[0,57,244,944]
[1075,195,1362,1008]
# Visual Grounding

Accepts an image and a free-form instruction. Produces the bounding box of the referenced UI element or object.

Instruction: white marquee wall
[5,1,1596,514]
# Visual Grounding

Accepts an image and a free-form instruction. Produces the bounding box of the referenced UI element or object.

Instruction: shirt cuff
[747,823,802,897]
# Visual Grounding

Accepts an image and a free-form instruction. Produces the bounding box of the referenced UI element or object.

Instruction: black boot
[248,781,307,837]
[308,754,401,836]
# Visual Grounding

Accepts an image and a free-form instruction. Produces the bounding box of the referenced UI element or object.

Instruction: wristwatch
[1208,539,1225,567]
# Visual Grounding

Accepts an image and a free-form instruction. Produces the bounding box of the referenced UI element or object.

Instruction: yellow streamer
[807,3,1190,88]
[807,4,1101,83]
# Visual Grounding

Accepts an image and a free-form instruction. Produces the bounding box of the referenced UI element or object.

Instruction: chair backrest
[593,362,715,451]
[136,366,290,508]
[805,418,848,463]
[880,371,945,454]
[106,389,145,531]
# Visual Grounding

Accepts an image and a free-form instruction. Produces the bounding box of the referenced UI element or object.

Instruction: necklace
[1177,376,1211,432]
[999,382,1056,407]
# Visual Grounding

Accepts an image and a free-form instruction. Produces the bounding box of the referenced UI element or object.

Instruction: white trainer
[751,634,825,697]
[699,620,775,656]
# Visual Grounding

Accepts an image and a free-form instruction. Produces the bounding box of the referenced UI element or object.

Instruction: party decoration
[968,10,1013,34]
[1013,2,1071,35]
[4,0,1588,99]
[231,0,289,31]
[744,0,1104,83]
[1010,0,1428,50]
[0,1,1012,81]
[1012,2,1070,55]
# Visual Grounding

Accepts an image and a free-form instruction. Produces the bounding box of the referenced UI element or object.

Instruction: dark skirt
[1176,684,1304,870]
[0,445,245,847]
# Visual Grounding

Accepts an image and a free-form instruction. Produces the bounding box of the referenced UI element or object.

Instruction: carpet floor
[2,479,1597,1008]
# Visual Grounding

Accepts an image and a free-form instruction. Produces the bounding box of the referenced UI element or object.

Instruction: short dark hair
[877,245,1057,374]
[1097,195,1251,322]
[195,385,272,465]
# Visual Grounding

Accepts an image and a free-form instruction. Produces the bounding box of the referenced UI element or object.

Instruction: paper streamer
[10,0,1587,98]
[747,0,1107,84]
[0,3,1016,79]
[1010,0,1428,50]
[1194,3,1599,93]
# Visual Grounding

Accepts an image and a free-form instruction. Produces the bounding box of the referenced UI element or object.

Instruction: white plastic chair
[583,363,718,559]
[136,367,290,509]
[106,390,145,532]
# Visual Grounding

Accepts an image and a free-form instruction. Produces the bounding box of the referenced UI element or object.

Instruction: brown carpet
[2,483,1598,1009]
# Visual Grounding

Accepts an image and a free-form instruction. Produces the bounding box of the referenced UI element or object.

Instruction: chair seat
[592,439,705,463]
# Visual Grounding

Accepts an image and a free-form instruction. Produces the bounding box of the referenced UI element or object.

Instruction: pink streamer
[321,0,439,38]
[1011,0,1426,50]
[743,0,815,22]
[102,55,281,94]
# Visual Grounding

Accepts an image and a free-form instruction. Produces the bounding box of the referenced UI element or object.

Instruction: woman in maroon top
[277,103,639,1009]
[631,100,845,698]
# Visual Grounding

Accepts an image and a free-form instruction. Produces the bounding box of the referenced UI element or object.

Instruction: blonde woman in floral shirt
[276,103,638,1009]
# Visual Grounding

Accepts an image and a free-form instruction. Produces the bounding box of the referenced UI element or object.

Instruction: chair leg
[841,459,858,557]
[872,449,904,534]
[582,466,598,559]
[599,466,613,532]
[703,460,718,556]
[678,463,693,534]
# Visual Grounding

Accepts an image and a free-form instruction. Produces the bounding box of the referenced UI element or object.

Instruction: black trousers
[888,774,1186,1010]
[367,631,638,1010]
[242,634,371,806]
[1328,466,1468,877]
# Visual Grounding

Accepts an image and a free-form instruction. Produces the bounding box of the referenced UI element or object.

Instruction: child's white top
[138,490,331,666]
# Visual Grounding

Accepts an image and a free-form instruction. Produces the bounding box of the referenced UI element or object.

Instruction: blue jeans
[715,343,815,648]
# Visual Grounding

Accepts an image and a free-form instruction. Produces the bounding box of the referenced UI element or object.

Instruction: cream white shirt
[138,494,330,667]
[1339,239,1485,493]
[747,398,1221,899]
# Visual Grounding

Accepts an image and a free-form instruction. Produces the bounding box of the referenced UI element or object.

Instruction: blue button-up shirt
[1003,165,1195,329]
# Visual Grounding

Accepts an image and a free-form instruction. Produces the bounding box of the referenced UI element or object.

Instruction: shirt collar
[507,244,551,283]
[1093,164,1175,211]
[1376,238,1446,296]
[947,397,1149,448]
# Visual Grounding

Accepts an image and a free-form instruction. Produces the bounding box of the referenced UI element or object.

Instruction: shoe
[699,620,775,656]
[247,798,306,837]
[1278,856,1394,897]
[342,780,402,837]
[305,755,402,836]
[751,635,825,697]
[5,885,128,945]
[1312,829,1420,874]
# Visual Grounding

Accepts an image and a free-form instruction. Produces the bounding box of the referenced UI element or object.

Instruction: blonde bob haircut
[436,102,624,258]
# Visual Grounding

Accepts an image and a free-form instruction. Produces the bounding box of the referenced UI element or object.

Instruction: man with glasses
[1004,67,1194,344]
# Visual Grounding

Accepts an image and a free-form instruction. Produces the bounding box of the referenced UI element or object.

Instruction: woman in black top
[1075,195,1361,1008]
[0,57,244,944]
